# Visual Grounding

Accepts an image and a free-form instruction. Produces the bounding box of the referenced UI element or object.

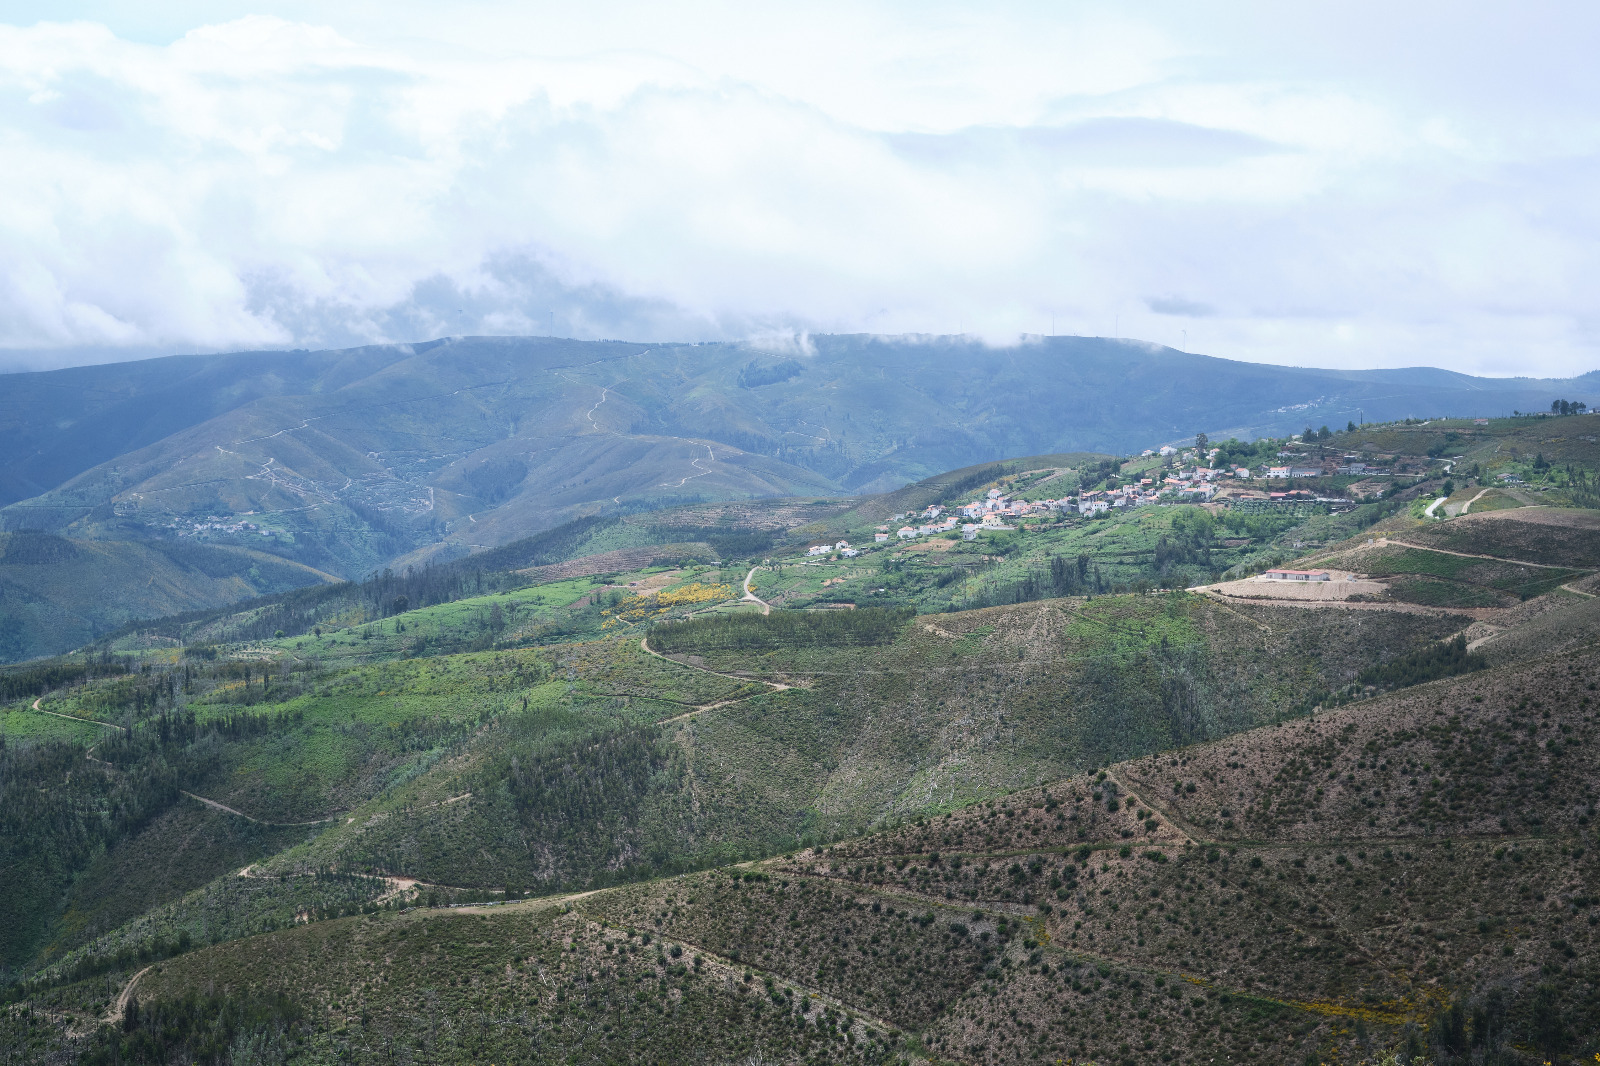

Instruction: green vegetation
[649,607,915,652]
[1356,634,1486,691]
[0,531,334,662]
[6,438,1600,1064]
[41,635,1596,1066]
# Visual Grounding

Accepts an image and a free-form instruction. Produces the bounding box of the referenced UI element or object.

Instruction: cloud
[0,4,1596,377]
[1146,296,1217,318]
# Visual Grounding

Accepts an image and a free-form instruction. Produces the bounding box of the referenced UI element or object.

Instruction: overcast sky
[0,1,1596,376]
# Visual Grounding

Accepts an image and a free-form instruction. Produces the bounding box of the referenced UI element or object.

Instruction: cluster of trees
[949,552,1106,611]
[1358,635,1486,693]
[95,515,624,649]
[0,529,79,565]
[83,992,304,1066]
[650,607,914,652]
[649,524,775,560]
[736,358,803,388]
[0,737,182,976]
[505,727,666,883]
[0,694,320,976]
[0,654,130,702]
[7,932,194,1000]
[1296,635,1487,714]
[1550,399,1589,416]
[1425,982,1589,1064]
[1561,463,1600,509]
[928,463,1008,505]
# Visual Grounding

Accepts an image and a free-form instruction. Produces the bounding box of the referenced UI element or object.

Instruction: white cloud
[0,2,1596,376]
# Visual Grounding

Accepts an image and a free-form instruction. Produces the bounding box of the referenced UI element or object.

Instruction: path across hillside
[638,634,791,724]
[1380,538,1592,571]
[29,697,125,731]
[179,790,344,827]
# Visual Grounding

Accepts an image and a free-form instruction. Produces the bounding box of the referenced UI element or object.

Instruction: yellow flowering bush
[656,582,734,607]
[600,582,734,628]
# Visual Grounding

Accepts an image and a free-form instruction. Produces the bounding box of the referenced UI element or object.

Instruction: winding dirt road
[741,564,772,615]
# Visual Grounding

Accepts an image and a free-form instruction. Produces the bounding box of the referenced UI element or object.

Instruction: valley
[1,410,1599,1065]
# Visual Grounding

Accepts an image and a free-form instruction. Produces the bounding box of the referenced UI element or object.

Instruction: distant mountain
[1,334,1593,578]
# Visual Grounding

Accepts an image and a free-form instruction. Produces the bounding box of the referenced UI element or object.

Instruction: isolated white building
[1263,569,1330,582]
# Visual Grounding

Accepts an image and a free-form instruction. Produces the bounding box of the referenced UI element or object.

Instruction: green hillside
[0,532,335,663]
[20,631,1595,1066]
[3,442,1600,1065]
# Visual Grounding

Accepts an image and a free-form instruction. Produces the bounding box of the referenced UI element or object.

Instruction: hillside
[3,336,1594,580]
[0,532,335,663]
[2,444,1599,1064]
[24,616,1595,1066]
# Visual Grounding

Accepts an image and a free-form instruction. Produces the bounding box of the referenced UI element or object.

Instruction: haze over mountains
[3,335,1595,586]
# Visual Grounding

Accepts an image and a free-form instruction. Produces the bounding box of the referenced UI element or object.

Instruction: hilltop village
[869,433,1351,548]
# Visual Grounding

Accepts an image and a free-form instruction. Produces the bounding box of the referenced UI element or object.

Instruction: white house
[1263,569,1331,582]
[962,523,980,540]
[840,547,860,558]
[874,532,890,543]
[1159,445,1178,457]
[897,526,918,539]
[1267,466,1291,478]
[807,545,830,556]
[835,540,851,550]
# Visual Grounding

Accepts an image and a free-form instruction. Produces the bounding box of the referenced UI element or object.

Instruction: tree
[1194,432,1209,453]
[1302,425,1314,440]
[1317,425,1331,440]
[1347,420,1357,432]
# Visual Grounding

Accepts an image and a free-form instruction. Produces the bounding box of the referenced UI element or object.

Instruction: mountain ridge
[4,335,1595,584]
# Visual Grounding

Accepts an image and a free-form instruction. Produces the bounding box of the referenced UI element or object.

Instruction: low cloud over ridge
[0,3,1597,377]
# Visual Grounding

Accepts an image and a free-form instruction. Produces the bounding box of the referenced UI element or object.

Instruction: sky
[0,1,1596,376]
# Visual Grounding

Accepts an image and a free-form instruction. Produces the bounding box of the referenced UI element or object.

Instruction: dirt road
[637,634,791,724]
[742,564,772,614]
[180,790,342,827]
[29,698,125,731]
